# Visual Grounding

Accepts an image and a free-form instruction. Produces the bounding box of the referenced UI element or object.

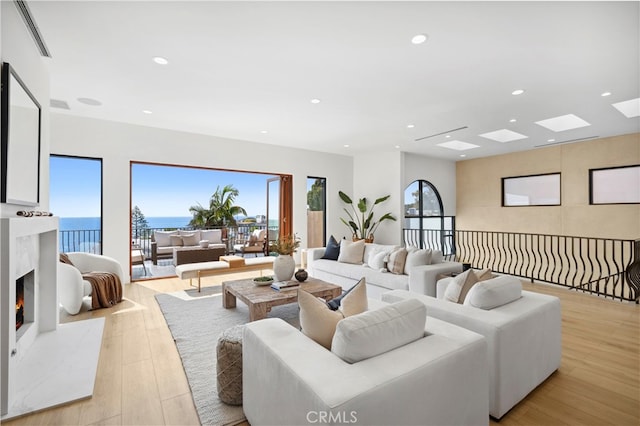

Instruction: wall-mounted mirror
[1,62,42,206]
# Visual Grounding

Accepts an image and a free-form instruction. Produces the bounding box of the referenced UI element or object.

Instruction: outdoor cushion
[201,229,223,244]
[154,230,179,247]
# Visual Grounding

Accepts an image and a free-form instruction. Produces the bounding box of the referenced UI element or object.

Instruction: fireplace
[15,277,23,331]
[15,270,34,336]
[1,216,105,420]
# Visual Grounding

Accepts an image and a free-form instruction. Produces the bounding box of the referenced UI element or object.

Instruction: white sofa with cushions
[151,229,226,264]
[382,271,562,420]
[307,239,463,299]
[243,299,489,426]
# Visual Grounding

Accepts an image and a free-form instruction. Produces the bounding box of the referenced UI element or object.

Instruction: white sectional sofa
[382,274,562,420]
[307,242,463,299]
[243,310,489,425]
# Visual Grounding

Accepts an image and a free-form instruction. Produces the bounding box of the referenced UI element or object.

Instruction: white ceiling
[28,1,640,160]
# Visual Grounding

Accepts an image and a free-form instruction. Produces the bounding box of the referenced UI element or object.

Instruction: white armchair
[58,252,125,315]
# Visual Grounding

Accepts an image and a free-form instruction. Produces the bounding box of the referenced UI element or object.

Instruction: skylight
[535,114,591,132]
[479,129,528,143]
[436,140,479,151]
[612,98,640,118]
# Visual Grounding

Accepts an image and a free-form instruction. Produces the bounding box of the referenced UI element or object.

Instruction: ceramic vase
[273,254,295,281]
[294,268,308,282]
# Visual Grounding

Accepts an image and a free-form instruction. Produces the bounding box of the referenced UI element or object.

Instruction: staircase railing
[455,230,639,303]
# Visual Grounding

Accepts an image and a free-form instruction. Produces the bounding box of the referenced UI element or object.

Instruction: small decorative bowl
[253,276,274,286]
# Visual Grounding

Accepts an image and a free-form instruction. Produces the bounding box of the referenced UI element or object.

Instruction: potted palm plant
[338,191,396,242]
[269,234,300,281]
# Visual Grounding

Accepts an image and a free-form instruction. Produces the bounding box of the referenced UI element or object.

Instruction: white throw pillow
[404,248,432,270]
[368,250,388,270]
[201,229,223,244]
[464,276,522,310]
[331,299,426,364]
[337,239,366,264]
[154,230,178,247]
[431,250,444,264]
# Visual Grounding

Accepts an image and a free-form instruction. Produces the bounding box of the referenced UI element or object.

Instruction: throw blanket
[82,272,123,309]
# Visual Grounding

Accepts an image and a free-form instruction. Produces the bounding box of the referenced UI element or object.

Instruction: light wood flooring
[2,274,638,426]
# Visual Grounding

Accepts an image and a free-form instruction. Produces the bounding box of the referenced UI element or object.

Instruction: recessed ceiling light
[445,135,451,138]
[601,92,612,97]
[153,56,169,65]
[343,144,350,148]
[535,114,591,132]
[310,99,321,104]
[411,34,428,45]
[460,154,467,158]
[260,130,268,134]
[479,129,528,143]
[142,110,153,114]
[509,118,517,123]
[548,139,555,142]
[437,140,480,151]
[611,98,640,118]
[394,145,400,149]
[511,89,525,96]
[407,124,415,128]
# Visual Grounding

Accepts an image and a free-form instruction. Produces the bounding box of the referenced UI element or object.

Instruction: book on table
[270,281,300,291]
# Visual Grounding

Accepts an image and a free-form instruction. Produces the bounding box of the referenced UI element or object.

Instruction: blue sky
[50,156,277,217]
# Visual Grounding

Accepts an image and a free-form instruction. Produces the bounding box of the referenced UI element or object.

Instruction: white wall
[50,114,353,281]
[0,1,50,217]
[352,151,403,245]
[402,152,457,216]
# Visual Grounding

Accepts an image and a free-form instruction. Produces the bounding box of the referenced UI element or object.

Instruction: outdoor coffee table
[222,277,342,322]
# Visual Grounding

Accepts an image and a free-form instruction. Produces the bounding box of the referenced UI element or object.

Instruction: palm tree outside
[188,184,248,228]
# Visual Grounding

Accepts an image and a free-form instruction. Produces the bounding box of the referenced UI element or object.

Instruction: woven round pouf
[216,324,245,405]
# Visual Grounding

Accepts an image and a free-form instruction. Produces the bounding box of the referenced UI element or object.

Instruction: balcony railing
[60,229,102,254]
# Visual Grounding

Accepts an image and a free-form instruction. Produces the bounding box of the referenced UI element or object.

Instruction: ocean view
[60,216,192,231]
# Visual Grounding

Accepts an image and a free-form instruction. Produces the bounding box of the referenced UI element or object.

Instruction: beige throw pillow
[169,235,183,246]
[337,239,366,264]
[457,270,480,304]
[298,289,344,349]
[444,269,477,303]
[387,248,408,275]
[339,278,368,317]
[475,268,493,281]
[181,233,199,246]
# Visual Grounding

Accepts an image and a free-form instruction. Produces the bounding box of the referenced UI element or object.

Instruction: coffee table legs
[222,283,236,309]
[249,304,268,322]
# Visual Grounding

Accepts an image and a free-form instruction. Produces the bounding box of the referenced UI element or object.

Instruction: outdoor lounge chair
[233,229,266,257]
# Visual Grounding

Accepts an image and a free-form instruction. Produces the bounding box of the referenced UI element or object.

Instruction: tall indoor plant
[338,191,396,242]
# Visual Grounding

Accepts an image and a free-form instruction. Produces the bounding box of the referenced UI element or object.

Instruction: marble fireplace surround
[1,217,104,420]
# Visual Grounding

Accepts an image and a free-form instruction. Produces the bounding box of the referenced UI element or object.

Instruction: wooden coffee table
[222,277,342,322]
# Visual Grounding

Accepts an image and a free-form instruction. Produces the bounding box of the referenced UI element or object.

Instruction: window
[49,155,103,253]
[306,177,326,248]
[502,173,561,206]
[403,180,454,254]
[590,165,640,204]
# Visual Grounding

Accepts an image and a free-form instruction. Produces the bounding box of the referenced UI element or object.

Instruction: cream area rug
[155,288,299,426]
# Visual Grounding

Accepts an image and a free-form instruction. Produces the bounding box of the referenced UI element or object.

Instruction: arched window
[403,180,454,255]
